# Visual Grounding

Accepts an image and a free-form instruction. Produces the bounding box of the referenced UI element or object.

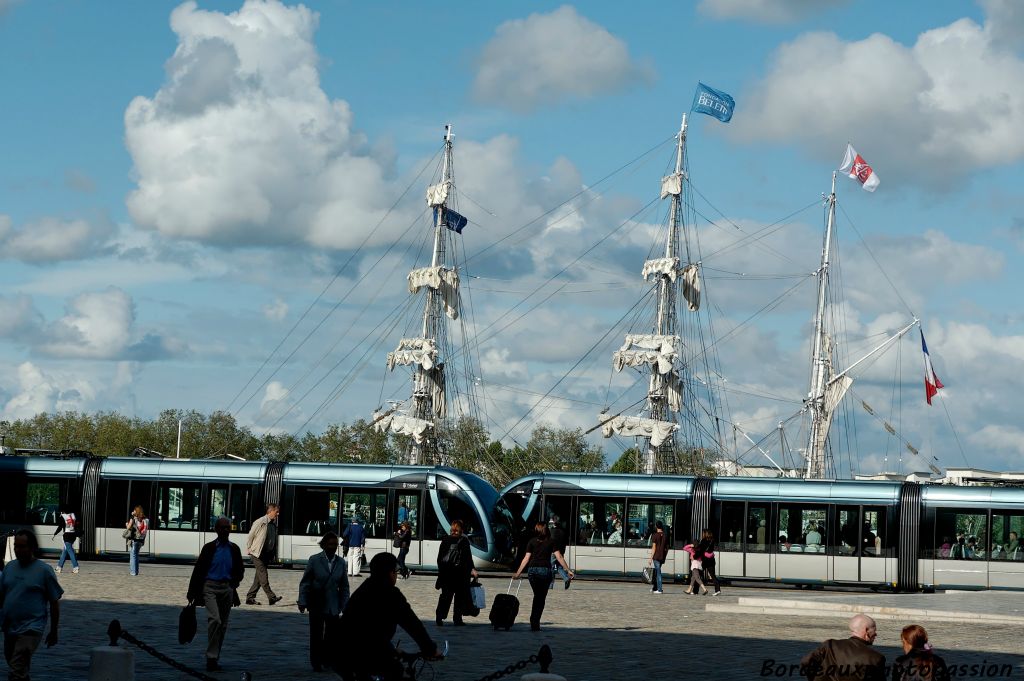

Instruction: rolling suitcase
[489,579,521,630]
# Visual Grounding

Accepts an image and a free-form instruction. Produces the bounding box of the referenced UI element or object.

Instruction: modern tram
[499,473,1024,591]
[0,454,515,569]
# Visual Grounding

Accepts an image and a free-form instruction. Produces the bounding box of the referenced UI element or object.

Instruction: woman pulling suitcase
[512,522,575,631]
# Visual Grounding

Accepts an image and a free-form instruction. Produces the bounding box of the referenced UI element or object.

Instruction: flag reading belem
[838,144,880,192]
[692,82,735,123]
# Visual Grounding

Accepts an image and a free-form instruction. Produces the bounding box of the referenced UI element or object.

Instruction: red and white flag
[921,329,944,405]
[839,144,880,192]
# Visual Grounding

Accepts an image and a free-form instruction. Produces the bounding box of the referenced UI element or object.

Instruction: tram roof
[500,472,697,498]
[280,463,498,503]
[711,478,902,504]
[0,455,88,476]
[100,457,267,482]
[921,484,1024,508]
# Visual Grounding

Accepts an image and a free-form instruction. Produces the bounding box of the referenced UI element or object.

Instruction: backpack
[441,539,463,570]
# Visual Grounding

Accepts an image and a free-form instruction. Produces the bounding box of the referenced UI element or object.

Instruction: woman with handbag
[683,539,708,595]
[699,529,721,595]
[434,520,477,626]
[512,522,575,632]
[394,522,412,579]
[126,506,148,576]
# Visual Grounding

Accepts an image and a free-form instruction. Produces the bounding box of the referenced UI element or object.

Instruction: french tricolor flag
[921,329,944,405]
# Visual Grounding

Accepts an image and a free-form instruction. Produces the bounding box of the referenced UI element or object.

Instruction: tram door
[393,490,422,566]
[538,495,574,570]
[774,503,827,583]
[831,506,892,584]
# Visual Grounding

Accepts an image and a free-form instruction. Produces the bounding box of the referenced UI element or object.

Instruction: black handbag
[178,604,197,645]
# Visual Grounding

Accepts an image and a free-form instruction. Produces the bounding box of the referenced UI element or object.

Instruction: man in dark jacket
[339,552,441,681]
[800,614,886,680]
[187,516,245,672]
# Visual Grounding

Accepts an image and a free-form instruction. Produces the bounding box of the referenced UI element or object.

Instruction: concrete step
[704,597,1024,625]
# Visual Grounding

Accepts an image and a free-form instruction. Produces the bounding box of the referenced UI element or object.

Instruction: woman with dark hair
[512,522,575,631]
[297,531,350,673]
[435,520,477,626]
[700,529,721,596]
[892,624,949,680]
[394,521,412,579]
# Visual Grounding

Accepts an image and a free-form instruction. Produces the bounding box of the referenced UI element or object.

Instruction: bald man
[800,614,886,680]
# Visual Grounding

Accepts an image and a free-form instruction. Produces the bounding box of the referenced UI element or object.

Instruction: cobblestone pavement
[11,560,1024,680]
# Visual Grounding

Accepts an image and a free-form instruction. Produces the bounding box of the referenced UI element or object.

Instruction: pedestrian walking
[647,520,669,594]
[512,521,574,632]
[548,515,571,590]
[1,529,62,681]
[342,516,366,578]
[52,506,80,575]
[126,506,148,576]
[800,614,886,680]
[393,522,412,579]
[297,531,349,673]
[187,516,244,673]
[434,520,477,626]
[683,539,708,595]
[700,529,721,595]
[245,503,282,606]
[892,624,948,681]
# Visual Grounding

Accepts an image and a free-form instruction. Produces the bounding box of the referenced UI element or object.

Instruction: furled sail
[387,338,438,371]
[373,412,433,444]
[407,266,460,320]
[682,263,701,311]
[424,365,446,419]
[598,414,679,447]
[660,173,682,199]
[642,257,680,282]
[811,374,854,459]
[426,181,451,207]
[613,334,679,375]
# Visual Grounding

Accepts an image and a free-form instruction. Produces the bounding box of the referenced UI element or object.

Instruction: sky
[1,0,1023,475]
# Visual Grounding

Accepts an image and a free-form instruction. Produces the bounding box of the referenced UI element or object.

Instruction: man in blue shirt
[342,518,366,578]
[1,529,62,681]
[187,517,244,672]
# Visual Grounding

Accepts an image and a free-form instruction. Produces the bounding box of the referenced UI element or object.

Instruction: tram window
[0,474,26,524]
[293,487,338,536]
[156,483,200,531]
[343,490,387,539]
[207,485,252,531]
[24,482,60,525]
[718,502,744,551]
[778,505,826,553]
[626,501,672,547]
[933,508,986,559]
[747,505,768,553]
[431,482,486,549]
[103,480,130,527]
[862,508,888,556]
[128,481,154,527]
[834,507,859,556]
[394,493,419,538]
[577,497,626,546]
[543,496,573,540]
[990,511,1024,561]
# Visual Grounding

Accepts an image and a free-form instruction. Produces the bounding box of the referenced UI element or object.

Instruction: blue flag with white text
[434,207,468,234]
[692,82,735,123]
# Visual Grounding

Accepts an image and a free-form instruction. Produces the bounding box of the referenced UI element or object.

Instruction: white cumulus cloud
[730,8,1024,186]
[472,6,654,112]
[1,362,93,420]
[0,214,113,263]
[125,0,404,250]
[698,0,849,24]
[262,298,289,322]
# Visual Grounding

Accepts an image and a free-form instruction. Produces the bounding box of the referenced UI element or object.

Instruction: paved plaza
[12,559,1024,680]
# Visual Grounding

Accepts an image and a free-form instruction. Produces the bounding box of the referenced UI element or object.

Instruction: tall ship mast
[802,173,918,478]
[374,125,467,466]
[598,115,725,474]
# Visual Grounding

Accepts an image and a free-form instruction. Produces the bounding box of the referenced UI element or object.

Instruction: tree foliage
[0,411,609,488]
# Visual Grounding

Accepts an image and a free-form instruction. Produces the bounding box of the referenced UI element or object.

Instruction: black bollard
[106,620,122,647]
[538,644,553,673]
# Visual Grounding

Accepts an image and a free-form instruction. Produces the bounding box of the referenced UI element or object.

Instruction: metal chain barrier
[106,619,227,681]
[472,644,553,681]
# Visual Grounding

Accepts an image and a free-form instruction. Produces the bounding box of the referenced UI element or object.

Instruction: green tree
[609,447,642,473]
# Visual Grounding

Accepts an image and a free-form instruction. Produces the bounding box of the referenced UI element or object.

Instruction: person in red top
[647,521,669,594]
[52,506,80,575]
